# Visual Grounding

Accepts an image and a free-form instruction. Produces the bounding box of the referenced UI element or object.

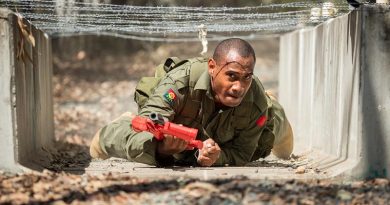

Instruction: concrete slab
[78,147,331,180]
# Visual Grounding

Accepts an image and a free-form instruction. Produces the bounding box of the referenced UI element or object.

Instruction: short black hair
[213,38,256,64]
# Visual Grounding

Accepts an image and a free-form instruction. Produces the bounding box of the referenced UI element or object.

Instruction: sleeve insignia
[256,115,267,127]
[163,88,177,105]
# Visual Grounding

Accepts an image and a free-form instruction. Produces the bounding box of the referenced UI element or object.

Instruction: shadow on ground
[43,141,92,174]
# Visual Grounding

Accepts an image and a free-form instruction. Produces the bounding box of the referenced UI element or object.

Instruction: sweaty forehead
[224,50,254,69]
[225,63,254,75]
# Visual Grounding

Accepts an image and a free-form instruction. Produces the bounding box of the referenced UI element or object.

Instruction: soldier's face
[208,53,254,107]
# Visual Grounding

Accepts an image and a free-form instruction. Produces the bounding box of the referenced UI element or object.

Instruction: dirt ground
[1,38,390,204]
[1,171,390,205]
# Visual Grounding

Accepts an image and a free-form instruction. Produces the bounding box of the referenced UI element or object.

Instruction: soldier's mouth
[227,93,242,99]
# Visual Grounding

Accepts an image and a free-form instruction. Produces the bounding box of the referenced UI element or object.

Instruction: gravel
[1,171,389,204]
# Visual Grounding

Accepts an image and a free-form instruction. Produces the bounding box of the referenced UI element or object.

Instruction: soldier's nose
[231,82,243,95]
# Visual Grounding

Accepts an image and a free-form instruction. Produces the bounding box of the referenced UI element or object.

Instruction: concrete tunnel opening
[1,1,389,180]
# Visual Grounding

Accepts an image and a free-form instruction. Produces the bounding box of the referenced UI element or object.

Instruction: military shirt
[99,58,276,166]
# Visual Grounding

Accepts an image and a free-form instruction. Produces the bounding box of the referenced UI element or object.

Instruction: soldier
[90,38,293,167]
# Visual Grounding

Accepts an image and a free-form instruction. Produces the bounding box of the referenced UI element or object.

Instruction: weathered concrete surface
[0,9,54,172]
[0,9,21,172]
[280,9,362,179]
[279,5,390,179]
[83,156,328,180]
[14,15,55,164]
[358,4,390,178]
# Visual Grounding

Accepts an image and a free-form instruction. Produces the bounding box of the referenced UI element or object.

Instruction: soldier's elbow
[272,123,294,159]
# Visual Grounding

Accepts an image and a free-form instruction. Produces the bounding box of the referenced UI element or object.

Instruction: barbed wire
[0,0,351,41]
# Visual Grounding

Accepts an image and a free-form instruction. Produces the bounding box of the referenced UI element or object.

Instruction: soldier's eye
[228,74,237,81]
[244,74,252,81]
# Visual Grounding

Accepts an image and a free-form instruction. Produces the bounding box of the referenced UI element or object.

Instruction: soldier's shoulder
[165,57,207,89]
[250,76,268,113]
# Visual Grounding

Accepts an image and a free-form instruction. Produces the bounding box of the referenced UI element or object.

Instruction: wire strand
[0,0,351,41]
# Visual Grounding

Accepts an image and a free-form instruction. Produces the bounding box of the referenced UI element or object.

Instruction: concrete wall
[0,9,20,172]
[0,9,54,171]
[279,5,390,179]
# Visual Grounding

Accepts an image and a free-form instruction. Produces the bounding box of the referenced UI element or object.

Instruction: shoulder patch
[163,88,177,105]
[256,115,267,127]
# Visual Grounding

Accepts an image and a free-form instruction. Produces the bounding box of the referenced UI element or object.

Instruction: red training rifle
[131,113,203,150]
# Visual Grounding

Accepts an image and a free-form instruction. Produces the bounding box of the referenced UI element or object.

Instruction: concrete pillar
[0,8,21,172]
[358,4,390,178]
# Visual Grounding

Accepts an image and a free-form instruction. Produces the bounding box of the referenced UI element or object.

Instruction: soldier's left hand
[197,139,221,167]
[157,135,188,156]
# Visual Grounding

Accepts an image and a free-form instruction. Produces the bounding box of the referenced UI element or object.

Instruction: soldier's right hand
[197,139,221,167]
[157,135,188,155]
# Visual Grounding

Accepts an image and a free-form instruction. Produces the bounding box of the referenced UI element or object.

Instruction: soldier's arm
[271,120,293,159]
[264,93,293,159]
[98,76,185,166]
[138,76,183,120]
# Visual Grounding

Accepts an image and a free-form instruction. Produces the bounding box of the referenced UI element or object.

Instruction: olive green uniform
[99,58,288,166]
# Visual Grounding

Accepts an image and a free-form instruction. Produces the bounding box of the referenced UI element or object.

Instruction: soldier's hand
[157,135,188,155]
[197,139,221,167]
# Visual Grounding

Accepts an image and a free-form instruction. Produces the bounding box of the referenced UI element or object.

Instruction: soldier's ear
[208,58,216,76]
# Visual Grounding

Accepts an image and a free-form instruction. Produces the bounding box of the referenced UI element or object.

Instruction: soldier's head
[208,38,256,107]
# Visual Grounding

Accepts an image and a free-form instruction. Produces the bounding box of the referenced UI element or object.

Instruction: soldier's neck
[215,102,230,111]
